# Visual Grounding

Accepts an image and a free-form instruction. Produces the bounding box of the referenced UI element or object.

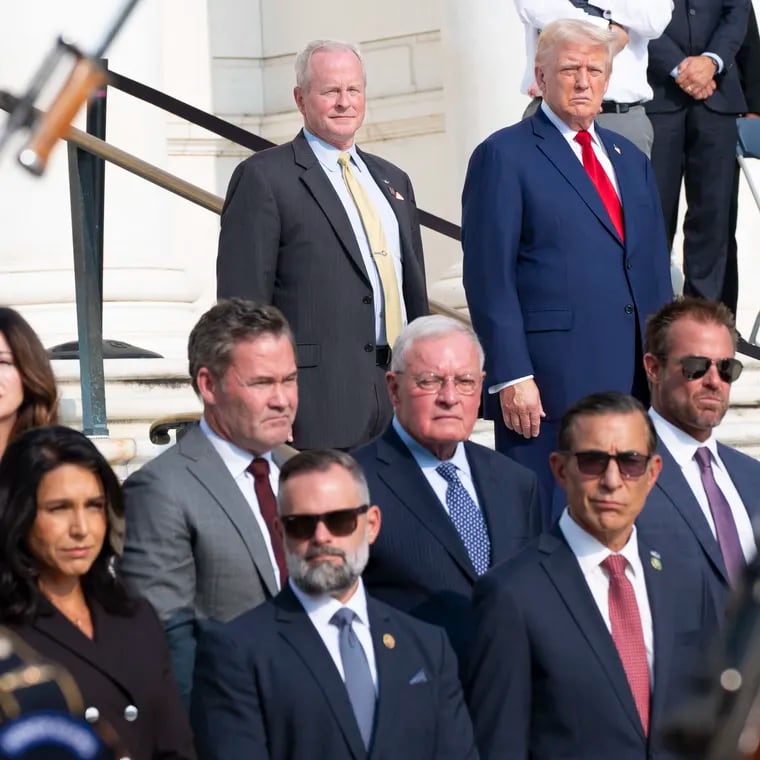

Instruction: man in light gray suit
[121,299,298,707]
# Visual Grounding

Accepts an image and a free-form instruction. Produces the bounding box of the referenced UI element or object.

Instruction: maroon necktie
[248,457,288,584]
[574,129,625,240]
[601,554,650,735]
[694,447,745,586]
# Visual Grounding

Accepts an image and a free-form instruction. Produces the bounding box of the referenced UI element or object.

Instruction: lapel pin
[613,144,621,155]
[382,633,396,649]
[384,181,405,201]
[650,551,662,571]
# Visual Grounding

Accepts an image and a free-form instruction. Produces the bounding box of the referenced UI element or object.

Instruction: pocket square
[409,669,428,685]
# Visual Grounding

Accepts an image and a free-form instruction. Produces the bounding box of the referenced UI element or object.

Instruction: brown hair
[0,307,58,441]
[644,297,737,359]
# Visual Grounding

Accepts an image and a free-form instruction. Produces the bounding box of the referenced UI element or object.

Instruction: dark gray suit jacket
[121,424,287,706]
[217,130,429,450]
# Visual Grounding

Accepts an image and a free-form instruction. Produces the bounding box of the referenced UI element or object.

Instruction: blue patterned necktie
[436,462,491,575]
[330,607,376,748]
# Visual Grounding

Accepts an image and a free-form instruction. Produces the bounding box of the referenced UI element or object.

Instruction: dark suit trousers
[722,160,741,314]
[650,103,738,301]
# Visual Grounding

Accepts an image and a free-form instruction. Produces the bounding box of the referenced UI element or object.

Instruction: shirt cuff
[702,52,723,74]
[488,375,534,394]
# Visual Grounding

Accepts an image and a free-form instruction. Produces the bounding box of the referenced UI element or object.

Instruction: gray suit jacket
[216,130,429,450]
[121,423,290,707]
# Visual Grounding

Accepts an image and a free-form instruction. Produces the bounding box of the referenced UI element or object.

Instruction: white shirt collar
[199,416,273,478]
[649,408,720,470]
[540,100,602,146]
[559,507,642,578]
[289,576,371,628]
[303,127,361,173]
[392,415,468,471]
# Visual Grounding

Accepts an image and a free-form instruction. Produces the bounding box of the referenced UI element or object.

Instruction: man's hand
[676,56,718,96]
[499,379,545,439]
[609,22,629,56]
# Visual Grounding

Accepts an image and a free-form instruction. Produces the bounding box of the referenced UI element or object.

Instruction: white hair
[391,315,485,372]
[535,18,616,70]
[294,39,365,90]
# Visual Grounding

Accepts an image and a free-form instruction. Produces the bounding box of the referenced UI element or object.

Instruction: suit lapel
[640,539,672,735]
[33,601,138,702]
[466,442,508,562]
[531,110,622,245]
[597,127,637,250]
[275,587,366,760]
[718,443,760,528]
[292,132,371,286]
[654,443,729,584]
[539,529,645,738]
[367,600,409,758]
[374,429,477,581]
[179,426,279,596]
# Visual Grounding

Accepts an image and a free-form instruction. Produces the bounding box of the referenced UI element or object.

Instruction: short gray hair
[390,315,485,372]
[277,449,371,513]
[535,19,616,70]
[294,39,365,90]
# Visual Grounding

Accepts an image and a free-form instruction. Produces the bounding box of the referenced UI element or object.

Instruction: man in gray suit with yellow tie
[121,298,298,707]
[216,39,428,451]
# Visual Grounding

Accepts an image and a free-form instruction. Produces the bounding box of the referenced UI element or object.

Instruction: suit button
[624,304,634,314]
[84,707,100,723]
[124,705,139,722]
[364,343,374,353]
[689,8,695,13]
[363,295,372,304]
[626,261,633,269]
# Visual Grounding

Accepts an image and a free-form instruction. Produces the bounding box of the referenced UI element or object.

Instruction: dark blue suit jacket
[646,0,749,115]
[637,439,760,612]
[465,526,718,760]
[462,110,672,514]
[354,425,542,659]
[191,584,478,760]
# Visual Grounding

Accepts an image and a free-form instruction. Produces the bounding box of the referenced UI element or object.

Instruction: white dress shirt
[200,417,282,588]
[559,509,654,679]
[289,577,379,691]
[488,101,620,392]
[649,409,756,562]
[515,0,674,103]
[304,128,406,345]
[392,416,481,512]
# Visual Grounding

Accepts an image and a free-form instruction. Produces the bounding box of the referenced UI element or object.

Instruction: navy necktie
[436,462,491,574]
[694,447,745,585]
[330,607,376,748]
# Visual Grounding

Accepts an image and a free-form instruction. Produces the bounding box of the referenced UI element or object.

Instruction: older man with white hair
[354,315,542,661]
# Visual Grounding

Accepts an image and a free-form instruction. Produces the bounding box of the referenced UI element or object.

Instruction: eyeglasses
[280,505,370,540]
[678,355,743,383]
[562,450,653,479]
[397,372,481,395]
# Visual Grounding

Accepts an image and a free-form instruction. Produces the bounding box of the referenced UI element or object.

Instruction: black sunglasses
[562,450,652,480]
[280,505,370,540]
[679,355,743,383]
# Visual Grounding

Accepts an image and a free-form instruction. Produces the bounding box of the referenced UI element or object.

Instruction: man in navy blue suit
[462,18,672,523]
[354,315,541,661]
[191,449,478,760]
[465,392,718,759]
[637,297,760,612]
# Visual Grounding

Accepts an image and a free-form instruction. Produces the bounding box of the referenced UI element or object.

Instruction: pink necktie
[574,129,625,240]
[601,554,650,735]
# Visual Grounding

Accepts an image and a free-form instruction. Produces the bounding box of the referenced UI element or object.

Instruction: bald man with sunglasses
[637,296,760,612]
[191,449,478,760]
[465,391,718,759]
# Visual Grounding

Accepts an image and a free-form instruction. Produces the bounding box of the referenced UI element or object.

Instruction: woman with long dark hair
[0,425,195,759]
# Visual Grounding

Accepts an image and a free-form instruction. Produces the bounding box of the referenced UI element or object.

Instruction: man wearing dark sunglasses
[465,392,718,760]
[354,315,541,663]
[637,297,760,611]
[191,449,478,760]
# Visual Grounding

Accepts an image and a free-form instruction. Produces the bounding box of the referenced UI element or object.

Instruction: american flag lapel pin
[613,144,621,155]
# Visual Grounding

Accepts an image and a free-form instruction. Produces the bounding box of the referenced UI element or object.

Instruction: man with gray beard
[190,450,478,760]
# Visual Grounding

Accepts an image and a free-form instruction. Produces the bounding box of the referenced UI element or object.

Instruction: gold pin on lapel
[650,551,662,571]
[383,633,396,649]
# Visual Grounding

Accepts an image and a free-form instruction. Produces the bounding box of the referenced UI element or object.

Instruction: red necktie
[601,554,650,735]
[248,457,288,584]
[574,129,625,240]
